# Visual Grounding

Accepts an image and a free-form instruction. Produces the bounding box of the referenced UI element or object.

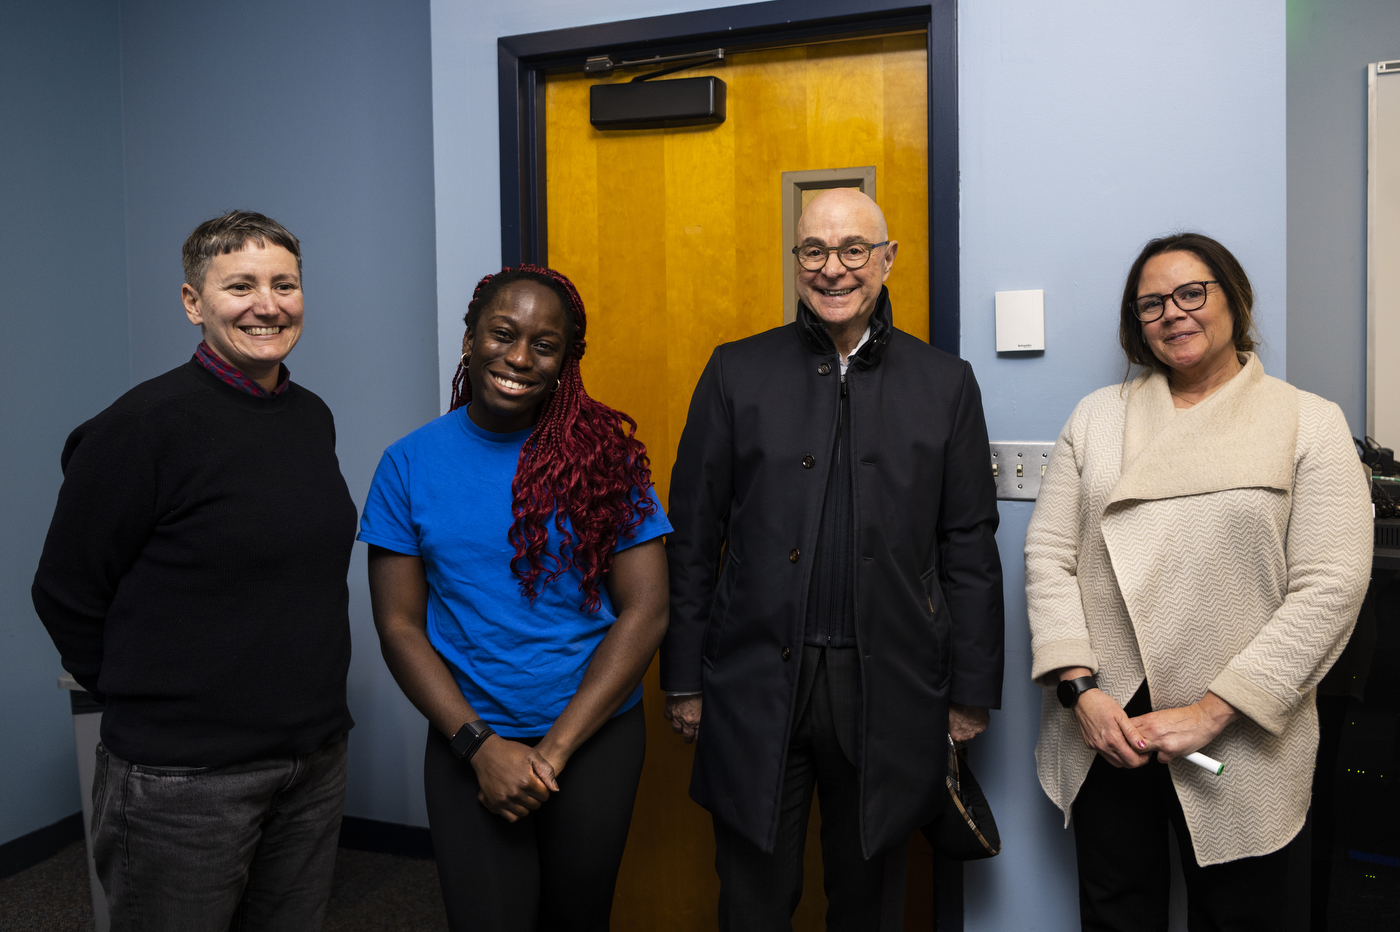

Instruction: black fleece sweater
[33,360,357,767]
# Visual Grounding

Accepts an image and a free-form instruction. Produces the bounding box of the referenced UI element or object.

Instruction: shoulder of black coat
[712,321,804,364]
[882,327,969,376]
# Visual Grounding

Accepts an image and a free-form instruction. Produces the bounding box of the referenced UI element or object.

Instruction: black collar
[796,286,893,371]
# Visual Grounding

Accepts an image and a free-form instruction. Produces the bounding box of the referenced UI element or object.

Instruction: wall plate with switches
[990,442,1056,500]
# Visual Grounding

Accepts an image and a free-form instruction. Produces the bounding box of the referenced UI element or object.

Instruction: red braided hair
[450,265,655,613]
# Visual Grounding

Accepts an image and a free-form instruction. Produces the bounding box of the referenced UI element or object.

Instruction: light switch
[995,289,1045,352]
[989,441,1055,500]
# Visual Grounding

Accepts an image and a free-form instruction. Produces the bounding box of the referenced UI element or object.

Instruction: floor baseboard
[339,815,434,859]
[0,812,84,880]
[1,812,431,878]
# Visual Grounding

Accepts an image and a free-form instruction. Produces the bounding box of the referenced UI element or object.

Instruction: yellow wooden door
[545,33,931,931]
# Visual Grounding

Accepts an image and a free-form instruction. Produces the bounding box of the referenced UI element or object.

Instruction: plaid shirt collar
[195,341,290,398]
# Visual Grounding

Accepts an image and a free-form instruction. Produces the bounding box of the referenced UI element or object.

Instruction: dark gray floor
[0,829,1395,929]
[0,842,447,932]
[0,841,93,932]
[324,847,447,931]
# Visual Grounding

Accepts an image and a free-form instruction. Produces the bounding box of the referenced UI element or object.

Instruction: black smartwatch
[1057,674,1099,709]
[449,719,496,761]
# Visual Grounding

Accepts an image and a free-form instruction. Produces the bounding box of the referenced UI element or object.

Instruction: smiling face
[1138,250,1238,378]
[462,280,571,433]
[794,188,898,333]
[181,243,303,389]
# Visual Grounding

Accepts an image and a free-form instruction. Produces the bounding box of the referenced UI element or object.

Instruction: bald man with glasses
[662,189,1005,931]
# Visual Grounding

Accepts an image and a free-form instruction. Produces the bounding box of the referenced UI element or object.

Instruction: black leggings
[424,701,646,932]
[1071,684,1293,932]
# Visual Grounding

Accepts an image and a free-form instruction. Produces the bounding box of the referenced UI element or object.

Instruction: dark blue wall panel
[0,0,131,847]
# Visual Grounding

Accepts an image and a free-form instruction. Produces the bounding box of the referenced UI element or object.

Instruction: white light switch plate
[995,289,1045,351]
[990,441,1055,500]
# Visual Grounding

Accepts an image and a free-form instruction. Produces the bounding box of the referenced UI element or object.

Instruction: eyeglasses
[1131,280,1219,323]
[791,241,889,272]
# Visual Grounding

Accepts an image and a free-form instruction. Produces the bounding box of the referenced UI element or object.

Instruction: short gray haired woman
[1025,233,1372,930]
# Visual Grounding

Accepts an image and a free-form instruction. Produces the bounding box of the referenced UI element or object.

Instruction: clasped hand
[1071,686,1239,768]
[471,736,562,822]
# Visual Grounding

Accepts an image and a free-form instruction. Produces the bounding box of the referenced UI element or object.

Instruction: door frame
[497,0,961,355]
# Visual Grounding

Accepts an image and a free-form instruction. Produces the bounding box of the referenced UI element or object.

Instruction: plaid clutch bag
[921,736,1001,860]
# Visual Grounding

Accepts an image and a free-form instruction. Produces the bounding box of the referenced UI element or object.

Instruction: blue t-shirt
[359,406,672,736]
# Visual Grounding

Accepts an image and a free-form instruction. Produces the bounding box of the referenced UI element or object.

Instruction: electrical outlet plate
[990,441,1055,501]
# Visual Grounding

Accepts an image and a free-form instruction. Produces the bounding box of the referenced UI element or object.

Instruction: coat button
[802,454,815,469]
[789,548,800,563]
[782,646,792,661]
[818,362,831,375]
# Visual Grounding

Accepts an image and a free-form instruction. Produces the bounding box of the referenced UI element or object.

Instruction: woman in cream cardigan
[1026,232,1372,931]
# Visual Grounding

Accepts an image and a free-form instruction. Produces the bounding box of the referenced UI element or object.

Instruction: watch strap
[1057,674,1099,709]
[449,720,496,761]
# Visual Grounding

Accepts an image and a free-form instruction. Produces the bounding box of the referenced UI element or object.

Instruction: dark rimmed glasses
[792,241,889,272]
[1131,280,1219,323]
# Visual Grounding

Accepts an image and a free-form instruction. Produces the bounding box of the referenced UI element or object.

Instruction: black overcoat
[661,290,1005,857]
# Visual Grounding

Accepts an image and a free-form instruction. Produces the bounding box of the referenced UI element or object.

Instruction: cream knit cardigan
[1025,354,1372,866]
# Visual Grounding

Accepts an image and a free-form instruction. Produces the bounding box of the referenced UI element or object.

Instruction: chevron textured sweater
[1025,354,1371,865]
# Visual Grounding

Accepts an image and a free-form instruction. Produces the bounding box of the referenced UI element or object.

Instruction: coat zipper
[838,372,847,464]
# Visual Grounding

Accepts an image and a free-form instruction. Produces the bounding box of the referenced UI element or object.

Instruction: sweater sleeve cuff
[1208,667,1294,737]
[1031,639,1098,687]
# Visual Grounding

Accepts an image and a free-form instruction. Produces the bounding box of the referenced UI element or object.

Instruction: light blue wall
[1287,0,1400,436]
[430,2,1287,928]
[113,0,441,826]
[958,3,1286,927]
[0,0,130,847]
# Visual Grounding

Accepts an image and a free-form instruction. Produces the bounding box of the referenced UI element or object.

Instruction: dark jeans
[91,736,348,932]
[1072,685,1292,932]
[424,701,646,932]
[713,647,906,932]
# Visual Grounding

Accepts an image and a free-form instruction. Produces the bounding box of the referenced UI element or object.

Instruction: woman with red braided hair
[359,265,671,931]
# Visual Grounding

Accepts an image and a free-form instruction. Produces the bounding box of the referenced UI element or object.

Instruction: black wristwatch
[449,720,496,761]
[1057,674,1099,709]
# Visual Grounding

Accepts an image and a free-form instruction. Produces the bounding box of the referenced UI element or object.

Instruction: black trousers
[1072,684,1293,932]
[713,647,906,932]
[423,702,646,932]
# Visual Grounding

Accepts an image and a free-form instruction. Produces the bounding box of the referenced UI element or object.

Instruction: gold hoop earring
[460,353,469,369]
[549,379,560,393]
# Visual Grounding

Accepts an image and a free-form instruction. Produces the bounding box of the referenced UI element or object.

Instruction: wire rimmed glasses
[1131,280,1219,323]
[791,241,889,272]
